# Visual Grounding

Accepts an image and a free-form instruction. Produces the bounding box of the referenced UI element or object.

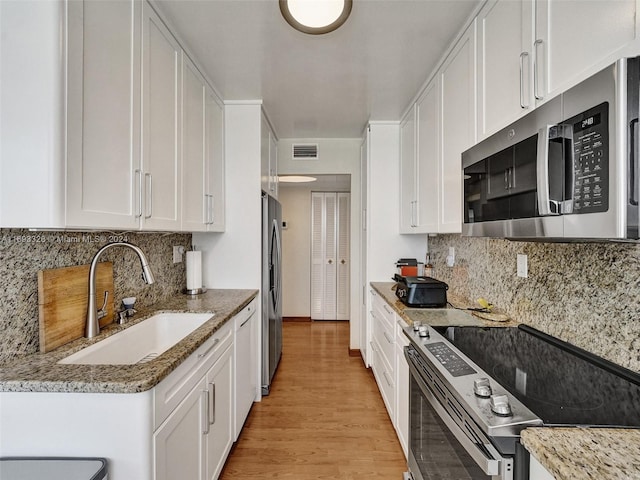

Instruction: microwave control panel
[568,102,609,214]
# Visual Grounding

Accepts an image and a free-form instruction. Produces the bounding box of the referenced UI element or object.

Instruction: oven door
[405,346,514,480]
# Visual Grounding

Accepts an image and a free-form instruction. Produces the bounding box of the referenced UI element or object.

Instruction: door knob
[340,259,346,265]
[328,259,333,264]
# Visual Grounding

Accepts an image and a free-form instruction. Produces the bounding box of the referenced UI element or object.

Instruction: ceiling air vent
[292,143,319,160]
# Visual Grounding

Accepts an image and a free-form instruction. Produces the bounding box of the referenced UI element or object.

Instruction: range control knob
[418,326,430,338]
[490,394,513,417]
[473,378,492,398]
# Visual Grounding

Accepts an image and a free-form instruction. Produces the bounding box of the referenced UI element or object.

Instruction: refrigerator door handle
[272,218,282,311]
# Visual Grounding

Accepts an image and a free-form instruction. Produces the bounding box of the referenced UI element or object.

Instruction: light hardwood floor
[220,321,407,479]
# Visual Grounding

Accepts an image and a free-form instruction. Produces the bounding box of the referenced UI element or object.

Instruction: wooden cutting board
[38,262,114,352]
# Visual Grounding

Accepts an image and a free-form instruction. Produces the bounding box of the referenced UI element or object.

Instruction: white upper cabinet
[205,89,226,232]
[261,113,278,198]
[1,0,226,232]
[478,0,637,139]
[415,81,440,233]
[534,0,637,104]
[181,55,207,232]
[66,0,142,230]
[439,21,476,234]
[477,0,533,139]
[141,3,182,231]
[399,106,417,233]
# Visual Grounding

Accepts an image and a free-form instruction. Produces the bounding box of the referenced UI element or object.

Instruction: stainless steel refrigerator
[262,191,282,395]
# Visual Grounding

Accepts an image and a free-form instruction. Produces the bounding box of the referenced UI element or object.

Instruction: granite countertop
[521,427,640,479]
[0,289,258,394]
[370,282,519,328]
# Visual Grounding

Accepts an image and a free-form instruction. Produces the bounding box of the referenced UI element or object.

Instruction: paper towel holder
[183,287,208,296]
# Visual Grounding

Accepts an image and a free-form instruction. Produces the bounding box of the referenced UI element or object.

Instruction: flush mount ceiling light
[278,175,318,183]
[280,0,352,35]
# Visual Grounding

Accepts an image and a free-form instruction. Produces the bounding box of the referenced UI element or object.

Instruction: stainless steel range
[403,324,640,480]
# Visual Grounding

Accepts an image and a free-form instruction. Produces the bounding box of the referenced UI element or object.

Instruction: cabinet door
[142,3,182,231]
[477,0,534,139]
[260,115,270,193]
[439,21,477,233]
[234,310,256,439]
[415,81,440,233]
[154,378,206,480]
[206,88,225,232]
[399,107,417,233]
[535,0,636,104]
[269,131,279,198]
[205,345,234,480]
[181,55,207,232]
[66,0,141,230]
[395,328,410,459]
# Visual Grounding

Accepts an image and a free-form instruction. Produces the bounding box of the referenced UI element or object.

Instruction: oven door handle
[406,357,505,478]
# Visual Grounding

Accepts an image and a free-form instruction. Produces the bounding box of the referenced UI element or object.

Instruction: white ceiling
[156,0,482,139]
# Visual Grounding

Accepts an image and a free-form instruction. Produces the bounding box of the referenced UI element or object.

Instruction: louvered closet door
[311,192,350,321]
[336,193,350,320]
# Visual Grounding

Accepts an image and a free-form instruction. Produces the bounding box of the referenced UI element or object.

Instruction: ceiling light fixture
[280,0,352,35]
[278,175,318,183]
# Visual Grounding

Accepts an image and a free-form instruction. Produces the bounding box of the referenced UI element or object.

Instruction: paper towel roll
[186,251,203,290]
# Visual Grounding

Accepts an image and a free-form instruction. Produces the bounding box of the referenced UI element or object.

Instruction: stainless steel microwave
[462,57,640,240]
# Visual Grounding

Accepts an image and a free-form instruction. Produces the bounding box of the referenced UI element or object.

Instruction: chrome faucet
[86,242,155,338]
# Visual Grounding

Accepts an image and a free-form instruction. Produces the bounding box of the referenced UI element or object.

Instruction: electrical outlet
[173,246,185,264]
[446,246,455,267]
[517,254,528,278]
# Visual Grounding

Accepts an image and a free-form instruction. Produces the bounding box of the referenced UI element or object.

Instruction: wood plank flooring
[220,321,407,479]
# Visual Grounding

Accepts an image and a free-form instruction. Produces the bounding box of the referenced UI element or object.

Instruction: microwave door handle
[537,125,553,215]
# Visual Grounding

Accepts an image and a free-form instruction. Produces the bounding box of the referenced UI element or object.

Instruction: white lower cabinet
[529,455,555,480]
[394,319,410,458]
[369,292,410,459]
[234,298,258,439]
[154,321,234,480]
[0,299,259,480]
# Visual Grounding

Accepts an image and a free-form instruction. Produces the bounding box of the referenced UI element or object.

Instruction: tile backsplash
[0,230,191,366]
[429,234,640,373]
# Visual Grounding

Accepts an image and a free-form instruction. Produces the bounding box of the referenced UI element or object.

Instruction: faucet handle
[97,290,109,320]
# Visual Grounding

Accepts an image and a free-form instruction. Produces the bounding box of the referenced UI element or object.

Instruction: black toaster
[394,275,448,308]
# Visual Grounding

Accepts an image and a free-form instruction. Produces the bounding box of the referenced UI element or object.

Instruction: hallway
[220,321,407,479]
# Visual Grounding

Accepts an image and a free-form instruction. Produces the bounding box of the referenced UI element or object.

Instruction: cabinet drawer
[372,293,396,329]
[371,309,395,375]
[153,320,233,429]
[370,338,395,419]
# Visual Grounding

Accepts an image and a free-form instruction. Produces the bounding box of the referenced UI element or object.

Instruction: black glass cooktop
[433,325,640,427]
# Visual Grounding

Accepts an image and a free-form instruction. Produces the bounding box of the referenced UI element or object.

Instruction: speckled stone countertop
[0,289,258,394]
[370,282,519,328]
[521,428,640,479]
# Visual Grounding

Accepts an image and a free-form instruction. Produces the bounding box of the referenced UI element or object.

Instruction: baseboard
[348,349,361,357]
[283,316,311,322]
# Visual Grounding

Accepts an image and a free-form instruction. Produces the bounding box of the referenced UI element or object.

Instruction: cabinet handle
[370,289,377,296]
[533,39,544,100]
[209,382,216,425]
[383,330,393,344]
[383,304,393,315]
[202,390,210,434]
[197,338,220,359]
[144,173,153,219]
[135,169,143,218]
[382,370,392,387]
[519,52,530,109]
[508,167,513,189]
[240,315,252,328]
[203,194,209,224]
[369,340,377,353]
[504,170,509,190]
[209,196,215,224]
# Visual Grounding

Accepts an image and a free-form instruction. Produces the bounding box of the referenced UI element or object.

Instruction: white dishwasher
[0,458,107,479]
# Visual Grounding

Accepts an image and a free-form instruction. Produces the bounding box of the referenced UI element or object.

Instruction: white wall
[279,181,350,318]
[278,138,361,348]
[367,123,427,282]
